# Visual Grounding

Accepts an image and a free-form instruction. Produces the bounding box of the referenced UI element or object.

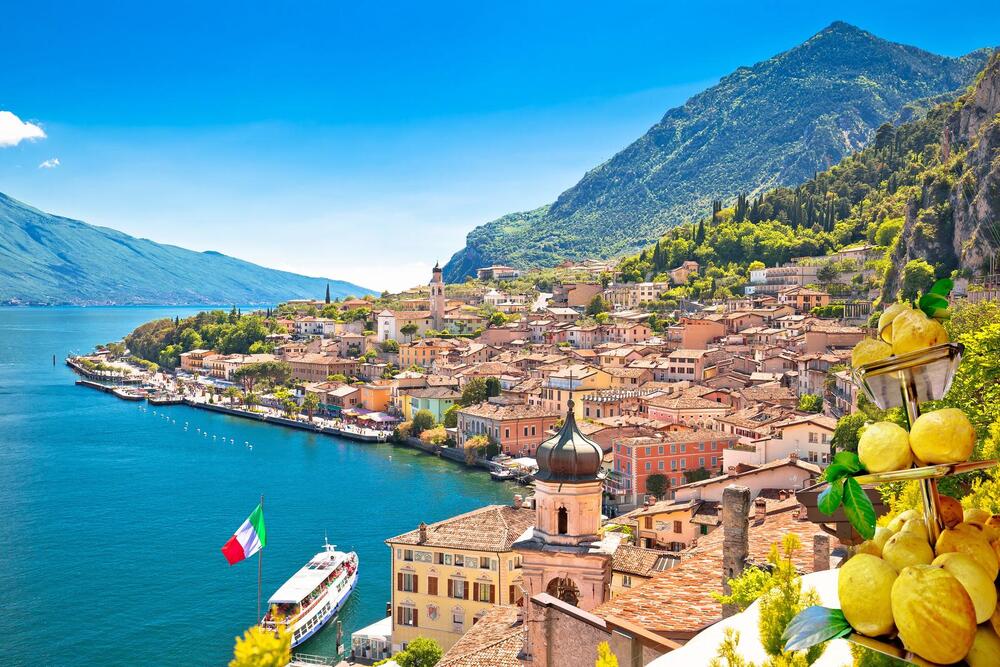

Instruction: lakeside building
[455,399,561,457]
[540,365,612,419]
[476,265,522,281]
[399,386,462,422]
[385,503,535,653]
[606,432,739,505]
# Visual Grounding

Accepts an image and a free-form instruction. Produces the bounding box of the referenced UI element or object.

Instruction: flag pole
[257,493,264,624]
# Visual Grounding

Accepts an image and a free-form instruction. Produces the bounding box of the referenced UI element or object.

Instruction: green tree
[489,311,508,327]
[178,327,204,351]
[384,637,442,667]
[645,474,670,500]
[232,361,292,394]
[400,323,419,343]
[683,467,712,484]
[301,393,320,421]
[797,394,823,413]
[460,377,490,406]
[223,386,243,405]
[586,294,611,316]
[411,409,435,436]
[484,376,502,398]
[899,259,935,302]
[816,262,838,284]
[831,412,868,453]
[327,373,349,383]
[443,404,459,428]
[380,338,400,353]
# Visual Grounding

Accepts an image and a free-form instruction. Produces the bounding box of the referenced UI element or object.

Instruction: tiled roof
[612,544,679,577]
[646,395,728,411]
[405,387,462,400]
[438,605,523,667]
[595,507,829,636]
[386,505,535,552]
[458,402,559,421]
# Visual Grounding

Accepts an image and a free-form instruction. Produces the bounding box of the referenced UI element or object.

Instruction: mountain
[443,22,991,281]
[0,193,373,305]
[615,52,1000,304]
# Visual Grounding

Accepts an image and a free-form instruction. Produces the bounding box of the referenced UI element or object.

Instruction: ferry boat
[260,541,358,647]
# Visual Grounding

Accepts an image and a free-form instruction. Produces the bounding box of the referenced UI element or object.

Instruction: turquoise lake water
[0,306,519,666]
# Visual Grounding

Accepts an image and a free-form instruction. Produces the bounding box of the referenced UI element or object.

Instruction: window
[403,549,413,562]
[444,554,453,565]
[475,583,494,603]
[711,456,717,466]
[658,461,664,470]
[670,444,676,454]
[558,507,569,534]
[504,428,510,439]
[671,460,677,471]
[452,610,464,630]
[454,554,464,567]
[622,575,633,588]
[399,573,417,593]
[699,457,705,466]
[449,579,468,599]
[428,576,438,596]
[808,432,818,443]
[398,606,417,627]
[645,462,651,471]
[531,426,536,436]
[673,521,682,533]
[658,445,664,454]
[645,447,651,455]
[680,459,687,469]
[434,552,444,565]
[643,516,653,530]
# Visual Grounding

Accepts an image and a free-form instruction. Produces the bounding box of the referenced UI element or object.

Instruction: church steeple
[535,398,603,483]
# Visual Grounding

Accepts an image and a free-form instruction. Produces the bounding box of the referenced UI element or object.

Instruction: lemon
[887,509,920,534]
[857,526,894,557]
[891,309,949,355]
[839,553,897,636]
[909,408,976,465]
[883,531,934,571]
[891,565,977,664]
[900,517,928,542]
[857,421,912,473]
[935,523,1000,580]
[852,338,893,368]
[933,552,998,623]
[966,625,1000,667]
[878,302,912,343]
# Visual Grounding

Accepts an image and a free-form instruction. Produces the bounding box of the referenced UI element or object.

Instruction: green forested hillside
[443,22,990,281]
[0,192,373,305]
[615,53,1000,305]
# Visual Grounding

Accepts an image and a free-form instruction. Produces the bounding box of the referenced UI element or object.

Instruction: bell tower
[513,398,614,613]
[430,262,445,330]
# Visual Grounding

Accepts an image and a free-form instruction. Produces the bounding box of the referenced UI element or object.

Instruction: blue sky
[0,2,996,292]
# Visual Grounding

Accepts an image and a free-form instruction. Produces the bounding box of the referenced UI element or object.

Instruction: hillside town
[71,247,991,667]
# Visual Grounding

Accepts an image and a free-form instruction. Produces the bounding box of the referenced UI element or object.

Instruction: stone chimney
[753,497,767,522]
[778,489,788,501]
[721,485,751,618]
[813,533,831,572]
[513,494,523,509]
[789,450,799,462]
[418,522,428,544]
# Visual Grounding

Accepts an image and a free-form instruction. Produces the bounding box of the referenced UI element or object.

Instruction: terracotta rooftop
[438,605,523,667]
[386,504,535,552]
[458,402,560,421]
[645,395,728,411]
[595,506,830,638]
[611,544,680,578]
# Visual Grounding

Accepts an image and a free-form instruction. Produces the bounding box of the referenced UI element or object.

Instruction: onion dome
[535,399,603,482]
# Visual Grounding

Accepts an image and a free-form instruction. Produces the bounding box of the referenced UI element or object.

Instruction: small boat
[490,466,514,481]
[260,540,358,648]
[112,387,146,401]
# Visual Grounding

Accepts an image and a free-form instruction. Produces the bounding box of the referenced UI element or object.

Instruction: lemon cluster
[841,506,1000,664]
[858,408,976,472]
[850,302,949,368]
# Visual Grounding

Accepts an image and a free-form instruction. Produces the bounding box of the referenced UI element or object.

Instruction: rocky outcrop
[883,54,1000,298]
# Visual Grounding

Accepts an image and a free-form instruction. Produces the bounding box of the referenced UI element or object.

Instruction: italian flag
[221,503,266,565]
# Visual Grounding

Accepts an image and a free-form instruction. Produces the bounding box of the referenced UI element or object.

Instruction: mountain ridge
[443,22,992,281]
[0,192,373,305]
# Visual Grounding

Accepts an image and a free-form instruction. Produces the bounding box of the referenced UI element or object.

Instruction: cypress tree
[325,283,331,304]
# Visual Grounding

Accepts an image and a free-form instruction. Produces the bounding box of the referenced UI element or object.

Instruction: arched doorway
[546,577,580,606]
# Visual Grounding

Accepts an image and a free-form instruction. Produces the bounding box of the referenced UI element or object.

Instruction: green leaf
[929,278,954,296]
[821,463,850,483]
[842,477,876,540]
[919,292,950,318]
[818,478,845,515]
[832,451,863,474]
[783,606,852,651]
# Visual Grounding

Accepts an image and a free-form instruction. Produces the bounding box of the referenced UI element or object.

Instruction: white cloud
[0,110,46,147]
[38,157,60,169]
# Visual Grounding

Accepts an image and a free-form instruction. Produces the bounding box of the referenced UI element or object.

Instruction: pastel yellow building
[385,502,535,652]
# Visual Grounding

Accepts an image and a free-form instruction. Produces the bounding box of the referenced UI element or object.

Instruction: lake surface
[0,306,518,666]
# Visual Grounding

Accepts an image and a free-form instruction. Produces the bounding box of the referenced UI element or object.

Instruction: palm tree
[302,393,320,422]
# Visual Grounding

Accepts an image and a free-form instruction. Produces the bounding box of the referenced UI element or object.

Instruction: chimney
[778,489,788,501]
[789,450,799,462]
[753,497,767,522]
[513,494,523,509]
[418,522,428,544]
[813,533,831,572]
[721,485,751,618]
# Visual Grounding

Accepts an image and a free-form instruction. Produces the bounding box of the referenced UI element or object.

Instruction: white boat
[260,540,358,648]
[490,466,514,481]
